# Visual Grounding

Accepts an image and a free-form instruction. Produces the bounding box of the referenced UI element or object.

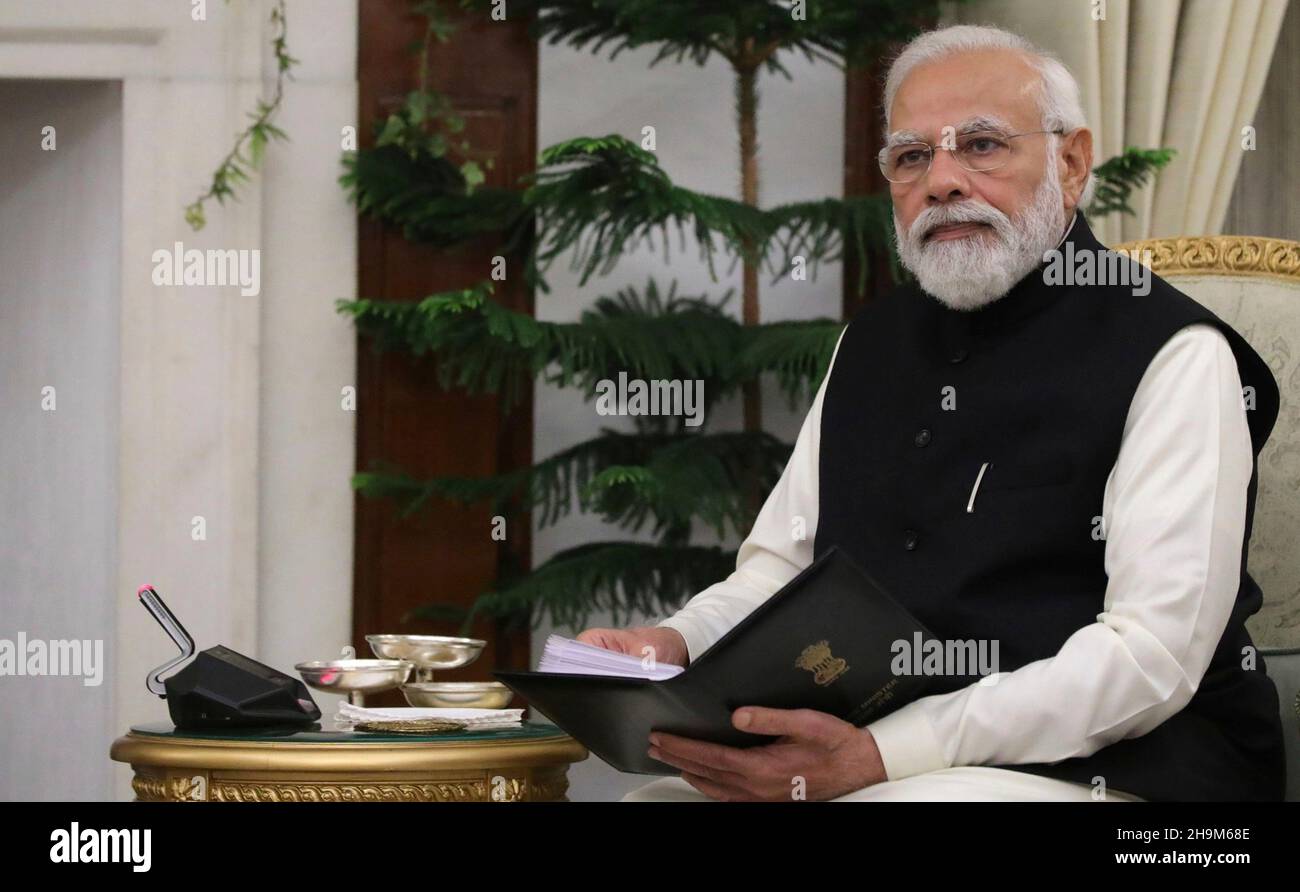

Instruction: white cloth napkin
[336,703,523,729]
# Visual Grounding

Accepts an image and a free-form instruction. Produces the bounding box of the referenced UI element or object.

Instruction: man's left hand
[647,707,887,801]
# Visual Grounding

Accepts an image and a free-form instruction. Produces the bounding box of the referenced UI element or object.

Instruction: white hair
[883,24,1094,207]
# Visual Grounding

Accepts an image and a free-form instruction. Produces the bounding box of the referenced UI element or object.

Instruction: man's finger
[649,742,750,787]
[679,769,754,802]
[650,731,757,774]
[732,706,842,742]
[577,629,624,652]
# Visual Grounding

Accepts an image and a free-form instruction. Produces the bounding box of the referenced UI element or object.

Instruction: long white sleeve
[866,322,1256,779]
[655,328,845,662]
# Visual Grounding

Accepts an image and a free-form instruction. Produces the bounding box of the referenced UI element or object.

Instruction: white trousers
[621,766,1144,802]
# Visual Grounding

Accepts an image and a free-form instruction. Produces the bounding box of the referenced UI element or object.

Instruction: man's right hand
[575,625,690,669]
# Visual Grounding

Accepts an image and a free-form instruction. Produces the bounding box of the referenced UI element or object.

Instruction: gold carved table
[110,721,588,802]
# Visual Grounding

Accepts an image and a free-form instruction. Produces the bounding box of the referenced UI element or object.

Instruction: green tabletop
[129,720,567,744]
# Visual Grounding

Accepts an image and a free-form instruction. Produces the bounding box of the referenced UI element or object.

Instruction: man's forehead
[889,49,1042,135]
[887,115,1014,143]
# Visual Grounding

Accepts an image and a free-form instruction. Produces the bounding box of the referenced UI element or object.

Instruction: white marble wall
[0,78,123,801]
[0,0,357,801]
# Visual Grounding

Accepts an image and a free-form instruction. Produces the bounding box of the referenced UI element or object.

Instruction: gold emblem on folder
[795,640,849,686]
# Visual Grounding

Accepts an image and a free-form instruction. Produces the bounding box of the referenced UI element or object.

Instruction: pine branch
[1087,147,1177,219]
[524,135,778,291]
[765,194,898,294]
[448,541,739,629]
[737,317,844,406]
[581,430,792,539]
[352,465,530,519]
[341,132,790,286]
[356,428,793,543]
[340,277,844,412]
[461,0,951,73]
[354,428,654,525]
[338,279,746,411]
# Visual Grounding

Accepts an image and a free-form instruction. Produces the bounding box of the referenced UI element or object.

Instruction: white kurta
[622,767,1144,801]
[631,297,1253,802]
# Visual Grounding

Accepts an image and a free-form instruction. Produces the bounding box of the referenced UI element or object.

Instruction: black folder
[495,547,938,775]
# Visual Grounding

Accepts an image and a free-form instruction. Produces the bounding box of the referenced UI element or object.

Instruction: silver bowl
[295,658,413,706]
[366,634,486,680]
[402,681,514,709]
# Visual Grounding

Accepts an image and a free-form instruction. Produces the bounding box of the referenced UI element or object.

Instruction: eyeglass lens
[881,131,1014,182]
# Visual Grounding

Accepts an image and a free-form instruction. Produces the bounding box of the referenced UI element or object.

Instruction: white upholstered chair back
[1116,235,1300,650]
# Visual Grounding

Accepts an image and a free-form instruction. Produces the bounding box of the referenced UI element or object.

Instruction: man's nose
[924,148,971,203]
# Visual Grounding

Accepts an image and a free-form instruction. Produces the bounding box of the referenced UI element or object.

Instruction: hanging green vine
[185,0,298,230]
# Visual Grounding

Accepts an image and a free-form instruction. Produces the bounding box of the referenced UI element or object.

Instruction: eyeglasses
[877,129,1065,184]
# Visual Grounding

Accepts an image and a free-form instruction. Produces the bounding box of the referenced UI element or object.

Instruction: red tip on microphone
[137,584,156,598]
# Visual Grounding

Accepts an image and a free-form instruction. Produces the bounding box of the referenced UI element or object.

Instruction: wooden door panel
[354,0,537,699]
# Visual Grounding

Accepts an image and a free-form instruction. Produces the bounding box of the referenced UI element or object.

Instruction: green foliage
[339,279,732,409]
[1086,147,1177,219]
[525,135,779,291]
[341,132,903,296]
[442,541,740,629]
[339,144,529,247]
[581,430,792,540]
[338,278,843,411]
[736,316,844,405]
[356,429,660,524]
[352,464,522,518]
[355,427,792,544]
[335,1,506,243]
[185,0,297,230]
[766,193,899,295]
[462,0,951,72]
[361,1,492,186]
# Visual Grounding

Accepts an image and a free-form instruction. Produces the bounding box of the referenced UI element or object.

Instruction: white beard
[893,154,1067,312]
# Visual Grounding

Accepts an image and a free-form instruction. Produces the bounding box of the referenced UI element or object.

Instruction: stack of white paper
[536,634,685,681]
[336,703,524,729]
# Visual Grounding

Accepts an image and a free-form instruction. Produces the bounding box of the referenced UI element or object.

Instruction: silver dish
[295,658,413,706]
[402,681,514,709]
[366,634,486,680]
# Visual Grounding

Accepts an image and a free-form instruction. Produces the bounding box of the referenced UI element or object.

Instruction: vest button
[950,348,969,364]
[914,428,931,447]
[903,529,919,551]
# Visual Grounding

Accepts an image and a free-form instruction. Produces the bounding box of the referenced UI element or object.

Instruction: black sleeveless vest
[814,212,1285,801]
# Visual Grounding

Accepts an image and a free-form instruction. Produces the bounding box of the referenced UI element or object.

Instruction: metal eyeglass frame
[877,128,1066,183]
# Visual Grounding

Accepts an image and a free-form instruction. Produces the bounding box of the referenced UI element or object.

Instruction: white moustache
[909,201,1010,244]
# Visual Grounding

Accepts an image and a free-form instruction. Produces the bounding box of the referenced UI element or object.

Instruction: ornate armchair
[1118,235,1300,800]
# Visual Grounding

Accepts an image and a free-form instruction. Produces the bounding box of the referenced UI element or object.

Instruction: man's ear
[1059,127,1094,212]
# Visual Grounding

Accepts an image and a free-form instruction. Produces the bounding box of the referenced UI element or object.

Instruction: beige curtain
[944,0,1288,244]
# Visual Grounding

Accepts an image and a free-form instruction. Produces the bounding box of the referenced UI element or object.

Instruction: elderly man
[578,24,1285,802]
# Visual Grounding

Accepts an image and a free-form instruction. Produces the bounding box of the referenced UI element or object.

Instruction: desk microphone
[138,584,321,729]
